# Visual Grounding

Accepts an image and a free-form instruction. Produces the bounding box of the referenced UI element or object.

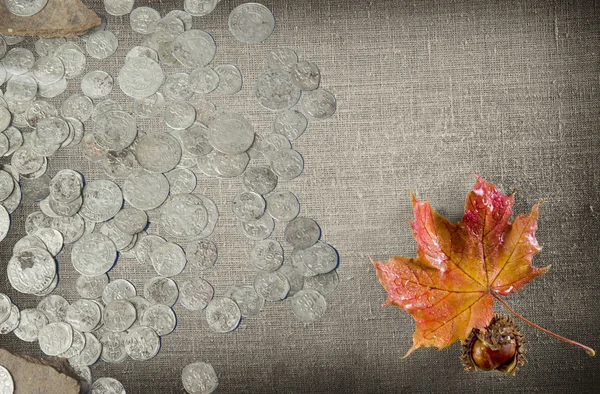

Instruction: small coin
[290,289,327,322]
[49,169,83,203]
[224,285,264,318]
[269,148,304,180]
[5,0,48,17]
[184,0,218,17]
[232,191,265,222]
[0,365,13,394]
[144,277,179,306]
[81,70,114,99]
[51,213,86,244]
[242,166,278,195]
[204,297,241,333]
[71,233,117,276]
[213,64,243,95]
[86,31,118,59]
[134,92,165,118]
[102,279,137,305]
[90,377,126,394]
[253,271,290,301]
[125,326,161,361]
[98,330,128,363]
[130,6,161,34]
[277,264,305,297]
[291,241,339,275]
[58,328,86,358]
[31,56,65,85]
[184,239,218,271]
[240,213,274,241]
[114,207,148,235]
[140,304,177,336]
[38,322,73,356]
[182,361,219,394]
[301,88,337,120]
[65,299,101,332]
[152,242,187,277]
[54,42,86,79]
[37,294,69,322]
[284,217,321,249]
[228,2,275,44]
[189,67,219,94]
[304,270,339,296]
[257,133,291,158]
[2,48,35,75]
[7,248,56,294]
[0,304,20,334]
[250,239,284,272]
[123,170,170,211]
[164,101,196,130]
[93,110,137,151]
[160,193,208,239]
[273,109,308,140]
[100,221,135,251]
[135,233,167,266]
[163,72,194,101]
[14,308,48,342]
[265,48,298,73]
[179,278,213,311]
[172,29,217,68]
[165,168,197,194]
[103,300,137,332]
[265,191,300,222]
[290,60,321,91]
[76,274,109,299]
[79,180,123,223]
[68,332,101,366]
[255,69,301,111]
[118,56,165,99]
[136,132,182,173]
[208,112,254,155]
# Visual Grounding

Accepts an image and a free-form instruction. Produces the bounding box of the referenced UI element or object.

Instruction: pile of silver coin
[0,1,339,393]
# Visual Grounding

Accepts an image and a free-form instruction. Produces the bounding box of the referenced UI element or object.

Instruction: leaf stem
[491,291,595,356]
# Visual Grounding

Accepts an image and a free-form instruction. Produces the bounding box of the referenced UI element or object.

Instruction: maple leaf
[372,176,551,356]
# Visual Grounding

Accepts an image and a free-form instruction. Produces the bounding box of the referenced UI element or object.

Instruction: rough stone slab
[0,348,80,394]
[0,0,101,38]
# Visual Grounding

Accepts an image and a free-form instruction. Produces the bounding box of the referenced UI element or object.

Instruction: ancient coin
[35,116,69,146]
[152,242,187,277]
[290,289,327,322]
[304,270,339,296]
[81,134,108,161]
[240,213,274,240]
[100,221,135,251]
[208,112,254,155]
[134,92,165,118]
[224,285,264,318]
[93,110,137,151]
[184,239,218,271]
[5,0,48,16]
[25,100,58,129]
[99,330,128,363]
[118,56,165,99]
[290,60,321,91]
[58,328,86,358]
[69,332,101,366]
[164,101,196,130]
[2,48,34,75]
[163,72,194,101]
[7,248,56,294]
[265,48,298,73]
[229,3,275,44]
[130,6,161,34]
[265,191,299,222]
[61,94,93,121]
[140,304,177,336]
[232,191,265,222]
[38,77,68,98]
[182,361,219,394]
[14,308,48,342]
[102,149,137,179]
[204,297,241,333]
[277,264,305,296]
[242,166,278,195]
[0,171,14,201]
[32,227,63,256]
[102,279,137,305]
[90,377,126,394]
[31,56,65,85]
[136,132,182,173]
[213,64,243,95]
[92,99,123,121]
[125,326,161,361]
[70,364,92,393]
[126,45,159,63]
[135,234,167,266]
[103,300,137,332]
[54,43,86,79]
[37,294,69,322]
[0,304,20,334]
[144,277,179,306]
[65,299,101,333]
[273,109,308,140]
[301,88,337,120]
[160,193,208,239]
[184,0,218,16]
[49,169,82,203]
[257,133,291,158]
[114,207,148,235]
[76,274,109,299]
[292,241,339,275]
[211,151,249,178]
[0,294,11,325]
[178,123,213,157]
[0,365,13,394]
[50,213,86,244]
[172,30,217,68]
[35,37,66,57]
[86,31,118,59]
[38,322,73,356]
[250,239,284,272]
[165,168,197,194]
[179,278,213,311]
[255,69,301,111]
[189,67,219,94]
[81,70,114,99]
[104,0,134,15]
[80,180,123,223]
[284,217,321,249]
[253,271,290,301]
[71,233,117,276]
[269,148,304,180]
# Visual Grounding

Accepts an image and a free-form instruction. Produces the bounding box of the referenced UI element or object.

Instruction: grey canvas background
[1,0,599,392]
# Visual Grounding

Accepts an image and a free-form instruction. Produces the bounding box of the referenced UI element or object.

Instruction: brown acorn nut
[461,314,526,375]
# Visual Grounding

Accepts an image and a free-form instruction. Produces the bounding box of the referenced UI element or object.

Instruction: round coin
[125,326,161,361]
[250,240,284,272]
[253,271,290,301]
[151,242,187,277]
[255,69,301,111]
[208,112,254,155]
[90,377,126,394]
[204,297,241,333]
[144,277,179,306]
[182,361,219,394]
[38,322,73,356]
[290,289,327,322]
[140,304,176,336]
[228,3,275,44]
[301,88,337,120]
[284,217,321,249]
[224,285,264,318]
[179,278,213,311]
[136,132,182,173]
[184,240,218,271]
[172,29,217,68]
[71,233,117,276]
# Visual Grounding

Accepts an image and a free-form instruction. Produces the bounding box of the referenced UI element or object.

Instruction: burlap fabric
[0,0,598,392]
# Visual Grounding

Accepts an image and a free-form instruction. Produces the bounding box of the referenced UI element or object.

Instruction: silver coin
[25,100,59,129]
[125,326,161,361]
[39,322,73,356]
[291,241,338,275]
[34,272,58,297]
[70,364,92,393]
[81,134,108,161]
[0,134,8,157]
[0,170,14,201]
[92,99,123,121]
[86,31,118,59]
[127,295,151,328]
[80,180,123,222]
[35,37,66,57]
[140,304,176,336]
[13,235,47,256]
[156,14,185,36]
[165,100,196,130]
[134,92,165,118]
[144,277,179,306]
[290,60,321,91]
[5,0,47,16]
[257,133,291,158]
[100,221,134,251]
[118,56,164,99]
[98,330,128,363]
[66,299,102,333]
[60,94,93,121]
[2,48,34,75]
[189,67,219,94]
[284,217,321,249]
[126,45,159,63]
[178,278,213,311]
[104,0,134,16]
[90,377,125,394]
[136,132,182,173]
[49,169,82,203]
[211,151,249,178]
[69,332,101,366]
[0,106,10,133]
[103,300,136,332]
[265,48,298,73]
[184,0,218,17]
[0,365,13,394]
[31,56,64,85]
[94,110,137,151]
[204,297,241,333]
[152,242,187,277]
[48,194,82,217]
[51,213,86,244]
[54,42,86,79]
[0,294,11,325]
[1,177,21,214]
[255,69,301,111]
[58,327,86,358]
[182,361,219,394]
[38,77,68,98]
[213,64,243,95]
[64,117,85,147]
[290,289,327,323]
[71,233,117,276]
[269,148,304,180]
[250,239,284,272]
[31,227,63,256]
[168,10,193,31]
[232,191,265,222]
[135,234,167,266]
[184,239,218,271]
[253,271,290,301]
[240,213,274,241]
[165,168,197,194]
[228,2,275,44]
[76,274,109,299]
[224,285,264,318]
[301,88,336,120]
[81,70,113,99]
[172,30,216,68]
[188,98,218,126]
[162,72,194,101]
[6,74,37,102]
[242,166,278,196]
[114,207,148,235]
[208,112,254,154]
[130,6,161,34]
[273,109,308,141]
[160,193,208,239]
[277,264,305,297]
[102,149,138,179]
[304,270,339,296]
[102,279,137,305]
[37,294,69,323]
[0,304,21,335]
[7,248,56,294]
[177,123,213,157]
[14,308,48,342]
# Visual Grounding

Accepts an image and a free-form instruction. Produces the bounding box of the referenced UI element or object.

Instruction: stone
[0,348,80,394]
[0,0,101,38]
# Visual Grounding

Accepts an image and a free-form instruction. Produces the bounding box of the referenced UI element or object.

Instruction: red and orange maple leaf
[372,176,550,356]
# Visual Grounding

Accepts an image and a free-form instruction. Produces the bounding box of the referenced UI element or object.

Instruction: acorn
[461,314,526,375]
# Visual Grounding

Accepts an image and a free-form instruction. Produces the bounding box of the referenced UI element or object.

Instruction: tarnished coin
[5,0,48,16]
[70,364,92,393]
[240,213,274,241]
[290,289,327,322]
[152,242,187,277]
[7,248,56,294]
[93,110,137,151]
[164,101,196,130]
[144,277,179,306]
[204,297,241,333]
[184,239,218,271]
[177,123,213,157]
[213,64,242,95]
[273,109,308,140]
[182,361,219,394]
[100,221,135,251]
[90,377,126,394]
[163,72,194,101]
[69,332,101,366]
[284,217,321,249]
[0,365,13,394]
[123,170,169,211]
[269,148,304,180]
[172,29,217,68]
[93,99,123,121]
[130,6,161,34]
[51,213,86,244]
[242,166,278,195]
[81,134,108,161]
[291,241,339,275]
[211,151,249,178]
[0,304,20,334]
[103,149,138,179]
[140,304,177,336]
[0,171,14,201]
[38,322,73,356]
[304,270,339,296]
[136,132,182,173]
[224,285,264,318]
[265,48,298,73]
[250,240,284,272]
[71,233,117,276]
[253,271,290,301]
[118,56,165,99]
[160,193,208,239]
[37,294,69,322]
[80,180,123,223]
[102,279,137,305]
[208,112,254,155]
[14,308,48,342]
[103,300,137,332]
[65,299,101,333]
[179,278,213,311]
[126,45,159,63]
[257,133,291,158]
[184,0,218,16]
[255,69,301,111]
[232,191,265,222]
[49,169,82,203]
[35,116,69,146]
[32,227,63,256]
[81,70,114,99]
[135,234,167,266]
[165,168,197,194]
[229,2,275,44]
[134,92,165,118]
[114,207,148,235]
[76,274,109,299]
[86,31,118,59]
[125,326,161,361]
[189,67,219,94]
[301,88,337,120]
[25,100,58,129]
[290,60,321,91]
[277,264,305,297]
